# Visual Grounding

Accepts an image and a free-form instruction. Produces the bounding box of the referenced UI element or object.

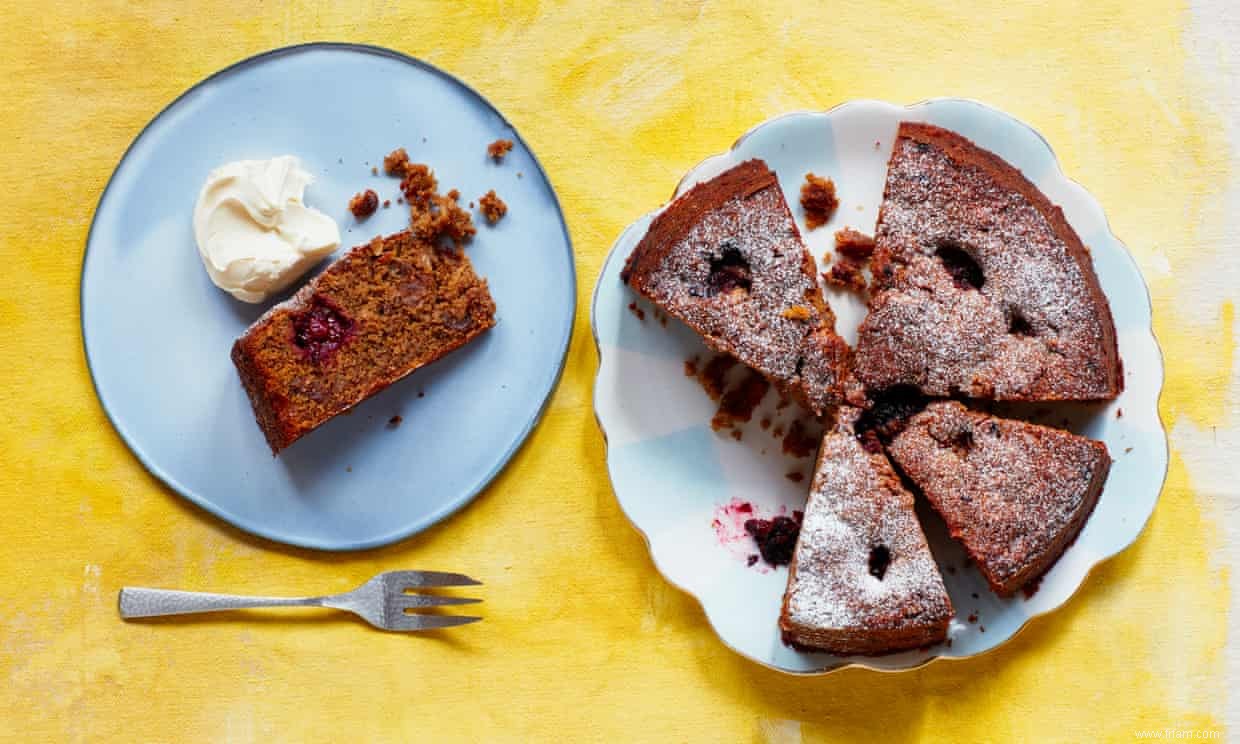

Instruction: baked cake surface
[887,401,1110,596]
[780,406,953,655]
[854,122,1121,401]
[621,159,850,417]
[232,230,496,453]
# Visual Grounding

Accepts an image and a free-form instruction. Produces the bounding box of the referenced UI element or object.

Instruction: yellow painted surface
[0,1,1229,741]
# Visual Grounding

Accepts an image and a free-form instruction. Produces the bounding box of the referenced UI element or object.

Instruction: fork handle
[118,587,325,618]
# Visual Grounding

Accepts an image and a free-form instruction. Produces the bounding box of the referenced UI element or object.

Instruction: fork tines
[381,570,483,630]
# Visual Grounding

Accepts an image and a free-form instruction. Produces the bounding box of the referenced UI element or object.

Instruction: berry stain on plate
[710,497,803,572]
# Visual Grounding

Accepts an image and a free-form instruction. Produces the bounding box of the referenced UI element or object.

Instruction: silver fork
[117,570,482,631]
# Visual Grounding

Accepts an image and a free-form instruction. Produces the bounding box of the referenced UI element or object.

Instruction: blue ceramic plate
[82,44,575,550]
[593,100,1166,673]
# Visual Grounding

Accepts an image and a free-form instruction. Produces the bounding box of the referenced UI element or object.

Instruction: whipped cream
[193,156,340,303]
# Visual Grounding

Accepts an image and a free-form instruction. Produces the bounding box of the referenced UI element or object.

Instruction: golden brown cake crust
[856,122,1122,401]
[887,401,1111,596]
[620,159,850,416]
[232,231,496,453]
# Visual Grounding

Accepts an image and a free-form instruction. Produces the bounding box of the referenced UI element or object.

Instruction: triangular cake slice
[621,159,851,416]
[780,406,953,655]
[854,122,1121,401]
[887,401,1111,596]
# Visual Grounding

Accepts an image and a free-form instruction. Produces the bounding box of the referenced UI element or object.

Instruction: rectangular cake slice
[232,230,496,453]
[887,401,1110,596]
[620,159,851,417]
[780,406,953,655]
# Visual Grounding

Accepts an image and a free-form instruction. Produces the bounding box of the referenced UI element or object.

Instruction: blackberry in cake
[886,401,1111,596]
[780,406,953,655]
[232,231,496,453]
[854,122,1121,401]
[621,159,851,417]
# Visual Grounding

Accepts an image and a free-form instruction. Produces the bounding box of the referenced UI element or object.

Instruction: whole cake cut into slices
[780,406,953,655]
[621,159,851,417]
[854,122,1121,401]
[232,230,496,453]
[887,401,1110,596]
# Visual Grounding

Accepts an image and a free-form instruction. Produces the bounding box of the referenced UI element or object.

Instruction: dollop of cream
[193,156,340,303]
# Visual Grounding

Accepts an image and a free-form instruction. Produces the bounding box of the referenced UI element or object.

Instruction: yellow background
[0,1,1230,741]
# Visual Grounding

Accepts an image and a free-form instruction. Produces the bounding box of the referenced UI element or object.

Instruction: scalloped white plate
[591,99,1166,674]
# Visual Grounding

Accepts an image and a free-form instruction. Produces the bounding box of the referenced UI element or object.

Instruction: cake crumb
[825,261,867,292]
[387,415,403,429]
[834,227,876,260]
[781,305,812,321]
[384,148,411,176]
[418,391,425,398]
[371,166,378,176]
[628,302,646,321]
[684,356,699,377]
[711,370,770,432]
[785,471,804,483]
[400,164,438,205]
[800,173,838,229]
[759,417,771,430]
[383,200,391,208]
[730,430,743,441]
[479,190,508,224]
[781,419,819,458]
[487,138,514,161]
[1116,408,1123,419]
[408,182,476,248]
[348,189,379,218]
[697,354,737,401]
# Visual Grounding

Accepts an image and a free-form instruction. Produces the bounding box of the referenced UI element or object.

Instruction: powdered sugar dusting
[887,401,1109,591]
[784,408,952,635]
[856,131,1119,399]
[636,174,848,413]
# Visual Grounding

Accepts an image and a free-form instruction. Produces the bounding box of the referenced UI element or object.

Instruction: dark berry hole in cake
[1007,307,1035,336]
[706,243,752,297]
[292,298,356,362]
[744,514,802,566]
[868,544,892,580]
[854,385,928,444]
[935,242,984,290]
[948,428,974,457]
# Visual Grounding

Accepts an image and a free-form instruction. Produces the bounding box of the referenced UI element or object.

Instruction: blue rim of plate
[590,97,1167,674]
[80,42,577,551]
